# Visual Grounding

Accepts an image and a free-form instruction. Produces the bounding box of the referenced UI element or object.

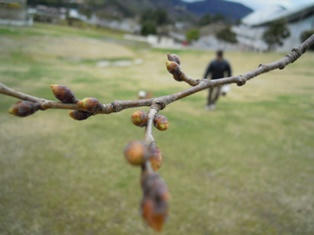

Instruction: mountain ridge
[28,0,253,20]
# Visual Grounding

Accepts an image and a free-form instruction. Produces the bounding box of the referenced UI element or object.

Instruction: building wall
[281,15,314,51]
[232,25,268,51]
[233,13,314,51]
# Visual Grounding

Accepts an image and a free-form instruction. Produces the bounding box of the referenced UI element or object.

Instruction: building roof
[242,1,314,27]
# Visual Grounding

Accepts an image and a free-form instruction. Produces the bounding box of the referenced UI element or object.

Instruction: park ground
[0,24,313,235]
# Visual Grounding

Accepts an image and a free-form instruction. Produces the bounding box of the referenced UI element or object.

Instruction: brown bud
[141,173,169,232]
[166,60,182,81]
[131,110,148,127]
[124,141,146,166]
[69,110,92,121]
[78,97,102,113]
[154,115,169,131]
[149,146,162,171]
[166,60,179,74]
[167,54,181,65]
[50,84,78,104]
[9,101,40,117]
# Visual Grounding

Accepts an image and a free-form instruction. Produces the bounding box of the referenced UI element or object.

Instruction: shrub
[263,20,290,50]
[216,27,238,44]
[186,29,200,43]
[141,21,157,36]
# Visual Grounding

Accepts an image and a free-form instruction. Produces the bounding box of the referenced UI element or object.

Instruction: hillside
[28,0,253,21]
[184,0,252,19]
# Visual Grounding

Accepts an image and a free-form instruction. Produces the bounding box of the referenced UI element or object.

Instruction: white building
[233,2,314,51]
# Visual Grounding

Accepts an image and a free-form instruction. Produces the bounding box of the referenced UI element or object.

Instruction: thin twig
[144,105,160,146]
[180,72,200,86]
[142,105,160,173]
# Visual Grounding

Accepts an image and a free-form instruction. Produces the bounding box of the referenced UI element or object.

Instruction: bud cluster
[49,84,104,121]
[123,138,165,231]
[130,111,169,131]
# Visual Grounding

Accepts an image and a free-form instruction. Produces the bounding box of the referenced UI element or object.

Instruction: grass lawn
[0,23,313,235]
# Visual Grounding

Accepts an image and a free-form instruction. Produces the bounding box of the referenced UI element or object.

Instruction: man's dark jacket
[203,59,232,80]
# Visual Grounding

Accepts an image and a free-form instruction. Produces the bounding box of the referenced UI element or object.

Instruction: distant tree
[300,30,314,51]
[198,14,212,26]
[140,9,170,36]
[186,29,200,43]
[140,9,169,26]
[263,20,290,50]
[141,21,157,36]
[154,9,169,26]
[216,27,237,44]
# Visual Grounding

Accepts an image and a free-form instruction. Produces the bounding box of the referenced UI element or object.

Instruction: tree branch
[1,34,313,116]
[1,33,313,232]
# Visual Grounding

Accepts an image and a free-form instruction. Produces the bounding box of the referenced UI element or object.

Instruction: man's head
[216,50,224,60]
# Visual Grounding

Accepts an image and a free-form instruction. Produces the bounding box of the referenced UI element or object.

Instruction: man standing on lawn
[203,50,232,110]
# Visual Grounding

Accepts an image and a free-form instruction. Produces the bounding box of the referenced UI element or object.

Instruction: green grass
[0,24,313,235]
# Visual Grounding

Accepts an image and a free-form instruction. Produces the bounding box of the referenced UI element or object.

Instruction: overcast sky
[183,0,314,10]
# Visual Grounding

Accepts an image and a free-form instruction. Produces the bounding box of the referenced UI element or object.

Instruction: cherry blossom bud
[141,173,169,232]
[131,110,148,127]
[166,60,179,74]
[166,60,183,81]
[9,101,40,117]
[50,84,78,104]
[154,115,169,131]
[69,110,92,121]
[124,141,146,166]
[78,97,102,113]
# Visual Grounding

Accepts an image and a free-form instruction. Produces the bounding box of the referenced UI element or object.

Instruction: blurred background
[0,0,313,234]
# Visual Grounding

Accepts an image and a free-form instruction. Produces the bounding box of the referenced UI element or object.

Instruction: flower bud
[166,60,179,74]
[124,141,146,166]
[166,60,183,81]
[167,54,181,65]
[149,146,162,171]
[154,115,169,131]
[78,97,102,113]
[131,110,148,127]
[50,84,78,104]
[69,110,92,121]
[9,101,40,117]
[141,173,169,232]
